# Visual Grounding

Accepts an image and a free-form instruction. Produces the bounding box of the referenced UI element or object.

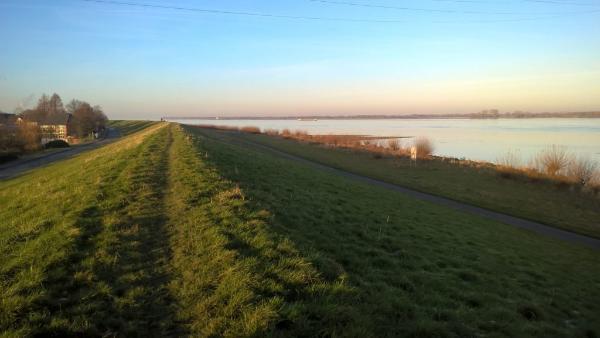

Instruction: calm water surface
[173,118,600,164]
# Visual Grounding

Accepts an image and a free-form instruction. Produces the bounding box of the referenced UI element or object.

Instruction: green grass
[108,120,159,136]
[1,123,599,337]
[225,130,600,239]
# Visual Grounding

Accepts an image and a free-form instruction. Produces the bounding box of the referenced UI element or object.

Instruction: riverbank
[2,122,599,337]
[190,125,600,239]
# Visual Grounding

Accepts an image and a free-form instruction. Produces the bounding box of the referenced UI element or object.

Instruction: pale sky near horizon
[1,0,599,119]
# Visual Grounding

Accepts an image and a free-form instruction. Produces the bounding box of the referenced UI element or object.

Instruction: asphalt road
[0,128,121,180]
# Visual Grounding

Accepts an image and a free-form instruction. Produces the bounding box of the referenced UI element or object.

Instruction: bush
[264,128,279,136]
[388,139,401,151]
[281,129,292,138]
[414,137,434,159]
[240,126,261,134]
[537,145,571,176]
[0,152,20,164]
[45,140,70,149]
[568,156,598,186]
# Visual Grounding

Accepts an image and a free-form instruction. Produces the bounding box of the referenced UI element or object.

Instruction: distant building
[0,112,17,126]
[38,113,71,144]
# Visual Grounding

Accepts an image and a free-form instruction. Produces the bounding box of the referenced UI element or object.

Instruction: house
[0,112,17,126]
[39,113,71,144]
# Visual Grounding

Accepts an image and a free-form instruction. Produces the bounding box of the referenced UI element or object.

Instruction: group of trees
[1,94,108,158]
[20,93,108,137]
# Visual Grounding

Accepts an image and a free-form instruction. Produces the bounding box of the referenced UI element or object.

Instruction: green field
[227,130,600,239]
[1,123,599,337]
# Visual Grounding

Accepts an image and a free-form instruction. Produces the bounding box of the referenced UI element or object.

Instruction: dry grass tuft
[414,137,434,159]
[537,145,571,176]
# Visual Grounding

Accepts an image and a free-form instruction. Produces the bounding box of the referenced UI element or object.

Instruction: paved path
[204,130,600,250]
[0,128,121,180]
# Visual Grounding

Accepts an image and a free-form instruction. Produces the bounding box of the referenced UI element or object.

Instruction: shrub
[537,145,571,176]
[414,137,434,159]
[568,156,598,186]
[0,152,20,164]
[281,129,292,138]
[240,126,261,134]
[45,139,70,148]
[264,128,279,136]
[388,139,401,151]
[291,130,309,141]
[496,150,521,168]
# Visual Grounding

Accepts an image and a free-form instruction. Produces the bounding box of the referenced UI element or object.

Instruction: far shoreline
[165,111,600,121]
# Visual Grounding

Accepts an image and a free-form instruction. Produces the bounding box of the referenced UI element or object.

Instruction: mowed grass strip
[186,125,600,337]
[227,130,600,239]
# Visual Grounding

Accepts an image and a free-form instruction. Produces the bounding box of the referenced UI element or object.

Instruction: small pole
[411,146,418,167]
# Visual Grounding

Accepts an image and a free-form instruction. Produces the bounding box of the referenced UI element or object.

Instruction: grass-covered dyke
[1,123,599,337]
[221,129,600,239]
[108,120,159,136]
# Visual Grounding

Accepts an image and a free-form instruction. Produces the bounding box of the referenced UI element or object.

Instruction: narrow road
[0,128,121,180]
[204,129,600,250]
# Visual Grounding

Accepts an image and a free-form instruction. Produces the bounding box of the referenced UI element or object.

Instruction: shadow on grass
[185,127,600,338]
[32,128,182,337]
[166,128,370,337]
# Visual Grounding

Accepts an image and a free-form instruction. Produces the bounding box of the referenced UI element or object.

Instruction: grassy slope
[1,123,599,337]
[187,126,600,337]
[0,124,177,336]
[228,131,600,239]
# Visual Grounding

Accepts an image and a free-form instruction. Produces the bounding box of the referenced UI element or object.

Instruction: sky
[0,0,599,119]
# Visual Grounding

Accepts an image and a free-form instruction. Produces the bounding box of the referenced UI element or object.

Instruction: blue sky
[1,0,599,119]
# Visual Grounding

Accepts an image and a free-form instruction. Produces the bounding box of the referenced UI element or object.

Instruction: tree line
[20,93,108,137]
[1,93,108,159]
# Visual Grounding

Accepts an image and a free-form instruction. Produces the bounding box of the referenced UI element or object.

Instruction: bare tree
[66,99,85,114]
[48,93,65,116]
[36,94,50,114]
[71,102,108,137]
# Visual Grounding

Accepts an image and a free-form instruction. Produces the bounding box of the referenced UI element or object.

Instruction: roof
[39,113,71,126]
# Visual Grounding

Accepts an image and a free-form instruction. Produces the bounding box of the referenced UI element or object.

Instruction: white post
[411,146,418,166]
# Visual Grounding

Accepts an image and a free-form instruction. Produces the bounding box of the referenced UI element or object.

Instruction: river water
[171,118,600,164]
